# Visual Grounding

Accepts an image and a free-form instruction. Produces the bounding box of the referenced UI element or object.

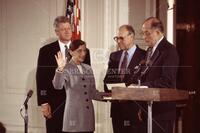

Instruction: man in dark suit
[36,16,90,133]
[104,25,146,133]
[138,17,179,133]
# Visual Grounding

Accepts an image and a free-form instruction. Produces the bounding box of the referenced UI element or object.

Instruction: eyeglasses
[113,33,131,42]
[140,29,156,37]
[140,31,151,36]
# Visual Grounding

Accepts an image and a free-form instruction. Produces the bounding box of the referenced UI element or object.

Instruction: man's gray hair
[53,16,71,28]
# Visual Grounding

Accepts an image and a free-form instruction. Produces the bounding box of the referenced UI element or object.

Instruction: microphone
[140,50,160,77]
[20,90,33,133]
[134,60,146,75]
[23,90,33,106]
[20,90,33,111]
[126,60,146,86]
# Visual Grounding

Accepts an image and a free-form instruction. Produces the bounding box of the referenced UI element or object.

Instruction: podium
[110,87,189,133]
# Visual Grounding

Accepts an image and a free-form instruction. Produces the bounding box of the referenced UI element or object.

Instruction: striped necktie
[119,51,128,81]
[65,45,71,62]
[146,47,153,65]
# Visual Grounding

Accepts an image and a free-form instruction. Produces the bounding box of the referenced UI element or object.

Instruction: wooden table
[108,87,189,133]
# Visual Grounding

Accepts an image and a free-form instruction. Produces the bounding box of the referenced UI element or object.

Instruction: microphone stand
[20,90,33,133]
[24,103,28,133]
[137,79,141,87]
[137,67,144,87]
[136,63,153,133]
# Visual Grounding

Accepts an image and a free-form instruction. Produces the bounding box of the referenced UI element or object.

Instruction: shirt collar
[58,40,71,49]
[127,44,136,56]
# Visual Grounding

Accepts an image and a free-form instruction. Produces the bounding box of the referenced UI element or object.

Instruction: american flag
[66,0,81,40]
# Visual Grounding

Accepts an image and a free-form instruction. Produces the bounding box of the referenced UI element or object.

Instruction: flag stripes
[66,0,81,39]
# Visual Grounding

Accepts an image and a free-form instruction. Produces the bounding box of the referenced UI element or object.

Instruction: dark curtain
[176,0,200,133]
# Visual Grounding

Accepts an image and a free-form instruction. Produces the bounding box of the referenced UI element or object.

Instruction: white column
[118,0,129,26]
[167,0,175,44]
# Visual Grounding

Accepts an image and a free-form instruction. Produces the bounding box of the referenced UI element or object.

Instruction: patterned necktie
[65,45,71,62]
[119,51,128,81]
[146,47,153,65]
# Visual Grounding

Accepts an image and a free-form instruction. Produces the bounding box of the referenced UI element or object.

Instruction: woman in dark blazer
[52,39,105,133]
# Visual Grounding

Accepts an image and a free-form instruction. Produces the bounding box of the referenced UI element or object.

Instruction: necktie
[119,51,128,81]
[65,45,71,62]
[146,47,153,65]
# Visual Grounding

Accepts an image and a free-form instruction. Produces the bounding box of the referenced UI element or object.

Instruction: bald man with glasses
[104,25,146,133]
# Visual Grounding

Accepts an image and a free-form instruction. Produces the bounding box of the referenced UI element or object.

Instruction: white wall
[0,0,156,132]
[0,0,65,132]
[129,0,156,49]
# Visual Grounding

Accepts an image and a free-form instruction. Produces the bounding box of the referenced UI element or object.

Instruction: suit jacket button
[84,92,87,95]
[83,85,86,88]
[82,78,85,81]
[86,106,89,109]
[86,99,89,102]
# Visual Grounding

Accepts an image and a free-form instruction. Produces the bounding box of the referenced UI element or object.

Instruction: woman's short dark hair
[69,39,86,51]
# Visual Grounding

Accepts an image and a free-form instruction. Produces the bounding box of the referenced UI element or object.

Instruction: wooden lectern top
[111,87,189,102]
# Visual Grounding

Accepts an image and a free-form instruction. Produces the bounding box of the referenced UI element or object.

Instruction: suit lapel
[69,60,91,75]
[81,64,87,75]
[53,41,61,53]
[116,51,123,67]
[69,60,81,74]
[149,38,167,66]
[149,49,160,66]
[45,41,60,67]
[111,50,123,69]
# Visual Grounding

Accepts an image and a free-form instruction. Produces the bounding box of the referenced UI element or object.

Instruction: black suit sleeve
[36,49,48,105]
[36,48,55,105]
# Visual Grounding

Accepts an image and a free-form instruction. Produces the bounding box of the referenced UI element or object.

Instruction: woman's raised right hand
[55,51,66,71]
